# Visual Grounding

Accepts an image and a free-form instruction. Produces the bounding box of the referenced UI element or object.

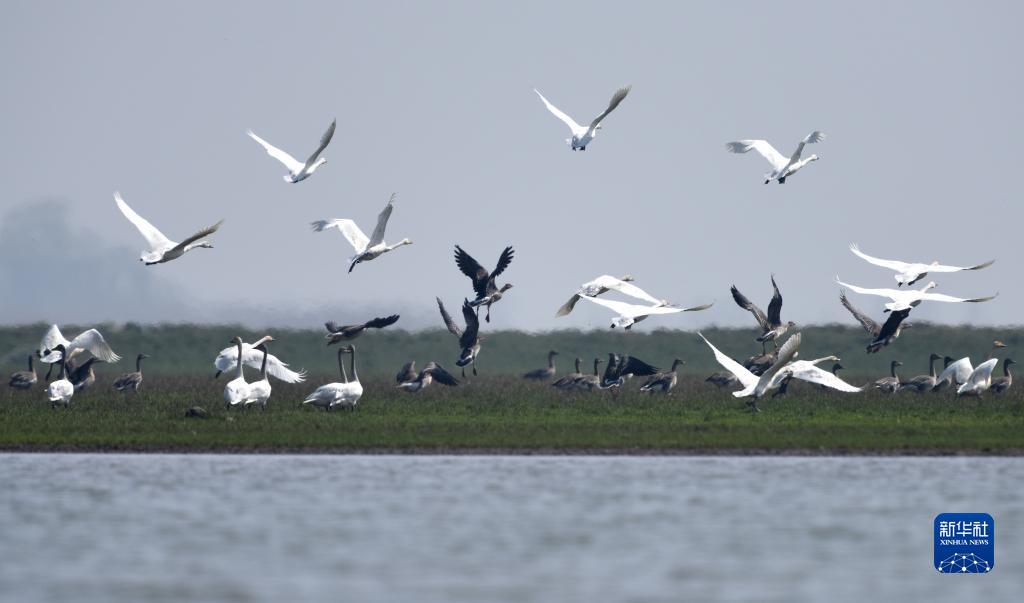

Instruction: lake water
[1,454,1021,602]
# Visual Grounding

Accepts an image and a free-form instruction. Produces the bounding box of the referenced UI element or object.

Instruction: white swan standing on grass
[223,336,250,408]
[725,131,825,184]
[578,295,713,330]
[303,346,363,410]
[957,358,1000,396]
[114,192,223,265]
[45,344,75,408]
[213,336,305,383]
[534,86,631,151]
[934,342,1006,391]
[698,332,802,409]
[556,275,654,317]
[38,324,121,364]
[311,193,412,273]
[835,277,998,312]
[247,119,336,183]
[245,340,273,410]
[849,244,995,287]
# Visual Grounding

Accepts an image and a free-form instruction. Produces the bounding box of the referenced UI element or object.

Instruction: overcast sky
[1,1,1020,331]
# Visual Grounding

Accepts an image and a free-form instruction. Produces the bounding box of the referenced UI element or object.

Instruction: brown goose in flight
[731,275,795,348]
[396,361,417,384]
[840,291,913,353]
[455,245,514,323]
[437,297,482,377]
[397,362,460,393]
[324,315,400,344]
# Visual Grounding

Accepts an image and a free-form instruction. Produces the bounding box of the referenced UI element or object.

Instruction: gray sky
[1,1,1020,331]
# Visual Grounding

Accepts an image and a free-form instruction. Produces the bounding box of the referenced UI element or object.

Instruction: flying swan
[114,192,222,265]
[578,295,712,330]
[247,119,336,183]
[849,243,994,287]
[534,86,631,151]
[835,277,998,312]
[725,131,825,184]
[311,193,412,273]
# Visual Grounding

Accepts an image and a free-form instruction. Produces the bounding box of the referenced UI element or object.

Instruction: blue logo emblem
[934,513,993,574]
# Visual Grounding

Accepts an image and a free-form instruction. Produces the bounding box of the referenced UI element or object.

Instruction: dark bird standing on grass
[552,358,583,389]
[990,359,1015,394]
[523,350,559,381]
[437,297,482,377]
[731,275,795,349]
[324,314,400,344]
[397,362,460,393]
[8,355,37,391]
[113,354,150,392]
[640,359,685,394]
[874,360,903,393]
[706,371,739,389]
[899,353,942,393]
[572,358,606,391]
[455,245,514,323]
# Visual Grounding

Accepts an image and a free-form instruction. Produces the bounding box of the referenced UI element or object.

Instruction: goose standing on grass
[114,192,223,265]
[45,344,74,408]
[933,341,1006,391]
[841,291,914,353]
[640,359,685,394]
[849,243,995,287]
[705,371,739,389]
[552,358,584,389]
[556,275,652,317]
[725,131,825,184]
[311,194,412,273]
[455,245,514,323]
[836,277,998,312]
[957,358,1000,397]
[113,354,149,392]
[245,342,273,410]
[523,350,559,381]
[578,295,713,330]
[223,337,251,409]
[38,324,120,364]
[396,361,417,384]
[324,314,400,344]
[899,353,942,393]
[991,359,1015,394]
[698,332,802,410]
[731,276,795,347]
[437,298,482,376]
[213,336,305,383]
[573,358,606,391]
[8,355,37,391]
[534,86,631,151]
[397,362,459,393]
[68,358,103,391]
[247,119,336,183]
[873,361,903,393]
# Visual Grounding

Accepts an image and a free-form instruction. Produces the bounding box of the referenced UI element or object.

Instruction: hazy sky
[1,1,1020,331]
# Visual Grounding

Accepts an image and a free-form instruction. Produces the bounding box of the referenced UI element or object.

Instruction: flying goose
[698,332,802,410]
[45,344,75,408]
[247,119,336,183]
[836,277,998,312]
[898,353,942,393]
[245,342,273,410]
[68,357,103,391]
[396,361,417,384]
[873,361,903,394]
[223,336,251,408]
[551,358,584,389]
[455,245,514,323]
[311,194,412,273]
[600,353,660,391]
[38,324,120,364]
[957,358,1000,397]
[522,350,559,381]
[578,295,713,330]
[849,243,995,287]
[213,336,306,383]
[324,314,400,344]
[840,291,914,353]
[933,341,1006,392]
[990,359,1015,394]
[731,276,795,347]
[114,192,222,265]
[639,359,685,394]
[113,354,149,392]
[397,362,460,393]
[725,131,825,184]
[8,355,37,391]
[437,298,482,377]
[534,86,631,151]
[556,275,651,317]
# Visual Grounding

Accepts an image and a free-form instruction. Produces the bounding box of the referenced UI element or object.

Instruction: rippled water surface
[1,454,1021,602]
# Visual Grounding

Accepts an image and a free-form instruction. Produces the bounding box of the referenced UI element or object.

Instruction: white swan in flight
[213,336,306,383]
[247,119,336,183]
[698,332,802,409]
[534,86,631,151]
[114,192,222,265]
[579,296,712,330]
[556,274,655,317]
[725,131,825,184]
[849,243,995,287]
[957,358,999,396]
[835,277,997,312]
[37,324,121,364]
[311,193,412,273]
[767,355,862,393]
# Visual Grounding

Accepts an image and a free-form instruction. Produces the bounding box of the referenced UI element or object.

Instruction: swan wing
[587,85,631,132]
[579,295,680,318]
[247,130,304,173]
[848,243,911,273]
[697,332,757,391]
[592,275,661,305]
[926,259,996,273]
[534,89,583,133]
[756,332,802,393]
[304,119,336,166]
[555,294,581,317]
[38,324,68,360]
[68,329,121,363]
[114,192,175,252]
[937,357,973,387]
[788,130,826,164]
[919,291,998,304]
[835,277,901,300]
[368,193,395,247]
[725,140,787,171]
[311,219,370,253]
[789,364,861,392]
[169,220,223,254]
[958,358,998,394]
[215,344,306,383]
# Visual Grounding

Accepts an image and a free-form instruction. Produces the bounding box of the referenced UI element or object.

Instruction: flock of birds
[3,86,1012,412]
